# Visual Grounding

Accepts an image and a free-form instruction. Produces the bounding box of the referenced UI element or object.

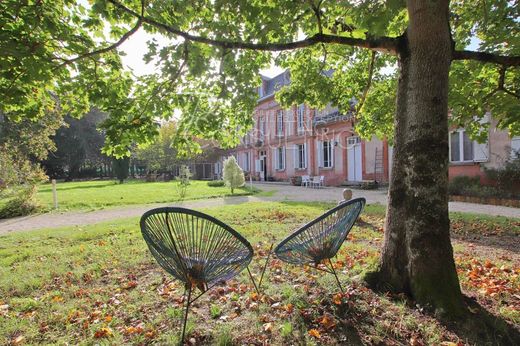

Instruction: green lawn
[0,202,518,345]
[35,180,257,212]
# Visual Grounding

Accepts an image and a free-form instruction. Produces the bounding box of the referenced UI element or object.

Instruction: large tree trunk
[367,0,464,316]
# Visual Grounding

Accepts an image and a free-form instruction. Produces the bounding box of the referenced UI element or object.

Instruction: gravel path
[1,183,518,235]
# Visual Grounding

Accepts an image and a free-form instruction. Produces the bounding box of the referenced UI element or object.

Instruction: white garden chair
[311,176,321,188]
[301,175,311,187]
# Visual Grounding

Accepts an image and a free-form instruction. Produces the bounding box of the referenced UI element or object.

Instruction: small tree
[176,165,192,200]
[222,157,245,194]
[113,157,129,184]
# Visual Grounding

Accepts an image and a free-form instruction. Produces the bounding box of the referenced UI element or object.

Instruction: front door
[258,151,267,181]
[347,137,362,181]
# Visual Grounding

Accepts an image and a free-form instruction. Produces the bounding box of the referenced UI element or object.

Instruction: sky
[118,28,284,78]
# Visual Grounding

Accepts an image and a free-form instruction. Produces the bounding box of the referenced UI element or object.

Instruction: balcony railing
[313,110,353,126]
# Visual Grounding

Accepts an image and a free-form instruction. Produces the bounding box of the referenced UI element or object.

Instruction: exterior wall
[231,92,382,186]
[448,117,514,184]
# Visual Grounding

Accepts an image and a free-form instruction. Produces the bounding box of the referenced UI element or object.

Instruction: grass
[0,202,518,345]
[34,180,259,212]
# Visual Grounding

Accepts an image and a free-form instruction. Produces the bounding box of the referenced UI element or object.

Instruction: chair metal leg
[327,258,344,293]
[246,266,260,295]
[258,243,273,290]
[180,285,192,344]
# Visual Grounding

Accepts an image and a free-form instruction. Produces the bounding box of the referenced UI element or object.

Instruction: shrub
[448,175,480,196]
[485,156,520,192]
[0,147,46,218]
[222,157,245,194]
[176,165,192,200]
[207,180,225,187]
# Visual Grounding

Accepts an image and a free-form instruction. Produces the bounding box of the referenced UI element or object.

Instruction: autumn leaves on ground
[0,202,518,345]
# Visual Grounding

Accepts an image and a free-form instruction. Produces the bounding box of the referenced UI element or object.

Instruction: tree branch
[356,51,377,115]
[497,66,520,99]
[56,19,142,69]
[107,0,397,54]
[453,50,520,66]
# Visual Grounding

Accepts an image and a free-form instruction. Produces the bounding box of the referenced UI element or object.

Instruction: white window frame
[293,143,307,169]
[276,110,284,136]
[512,136,520,159]
[297,104,305,133]
[322,140,333,168]
[449,129,475,163]
[275,146,285,170]
[259,117,266,141]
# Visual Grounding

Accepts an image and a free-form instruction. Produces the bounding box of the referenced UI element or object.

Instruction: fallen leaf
[308,329,321,338]
[12,335,25,345]
[319,314,336,330]
[333,293,343,305]
[263,322,273,333]
[94,327,113,338]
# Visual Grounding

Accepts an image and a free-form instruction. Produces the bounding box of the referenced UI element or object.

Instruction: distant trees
[43,108,108,180]
[223,156,245,194]
[113,157,130,184]
[134,122,178,173]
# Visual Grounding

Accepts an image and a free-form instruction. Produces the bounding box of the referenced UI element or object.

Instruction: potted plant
[290,176,302,186]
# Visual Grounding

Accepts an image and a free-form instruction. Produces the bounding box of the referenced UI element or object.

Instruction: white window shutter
[293,145,298,169]
[331,141,335,168]
[272,148,277,170]
[473,140,489,162]
[255,159,261,172]
[282,146,286,169]
[286,110,292,136]
[317,141,323,168]
[303,142,308,168]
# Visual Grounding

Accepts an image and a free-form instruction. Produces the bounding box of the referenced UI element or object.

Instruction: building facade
[223,71,518,187]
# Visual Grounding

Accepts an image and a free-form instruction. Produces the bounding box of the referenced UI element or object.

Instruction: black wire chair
[274,198,366,292]
[140,207,259,343]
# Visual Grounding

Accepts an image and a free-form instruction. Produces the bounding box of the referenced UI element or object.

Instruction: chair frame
[140,207,264,344]
[274,198,366,292]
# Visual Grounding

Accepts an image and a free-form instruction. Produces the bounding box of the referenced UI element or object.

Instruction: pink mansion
[222,70,519,187]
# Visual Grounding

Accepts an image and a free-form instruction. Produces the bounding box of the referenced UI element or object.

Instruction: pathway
[1,183,518,235]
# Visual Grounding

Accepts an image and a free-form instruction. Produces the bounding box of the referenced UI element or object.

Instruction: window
[277,110,284,136]
[294,143,307,169]
[323,141,333,168]
[512,136,520,158]
[275,147,285,170]
[450,130,473,162]
[297,104,305,133]
[243,152,250,172]
[318,141,333,168]
[258,117,265,141]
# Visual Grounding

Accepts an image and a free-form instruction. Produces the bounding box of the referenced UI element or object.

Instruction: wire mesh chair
[274,198,366,292]
[140,207,258,343]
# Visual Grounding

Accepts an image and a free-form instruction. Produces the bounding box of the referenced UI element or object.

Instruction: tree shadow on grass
[441,296,520,346]
[451,232,520,255]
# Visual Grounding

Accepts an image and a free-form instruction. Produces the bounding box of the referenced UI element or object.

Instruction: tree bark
[367,0,464,316]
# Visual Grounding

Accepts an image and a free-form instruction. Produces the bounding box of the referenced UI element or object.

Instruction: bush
[0,187,41,219]
[176,165,192,200]
[485,156,520,192]
[207,180,225,187]
[448,176,480,195]
[223,156,245,194]
[0,147,45,218]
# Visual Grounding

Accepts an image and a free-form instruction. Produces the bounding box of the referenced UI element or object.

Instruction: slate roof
[259,70,290,100]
